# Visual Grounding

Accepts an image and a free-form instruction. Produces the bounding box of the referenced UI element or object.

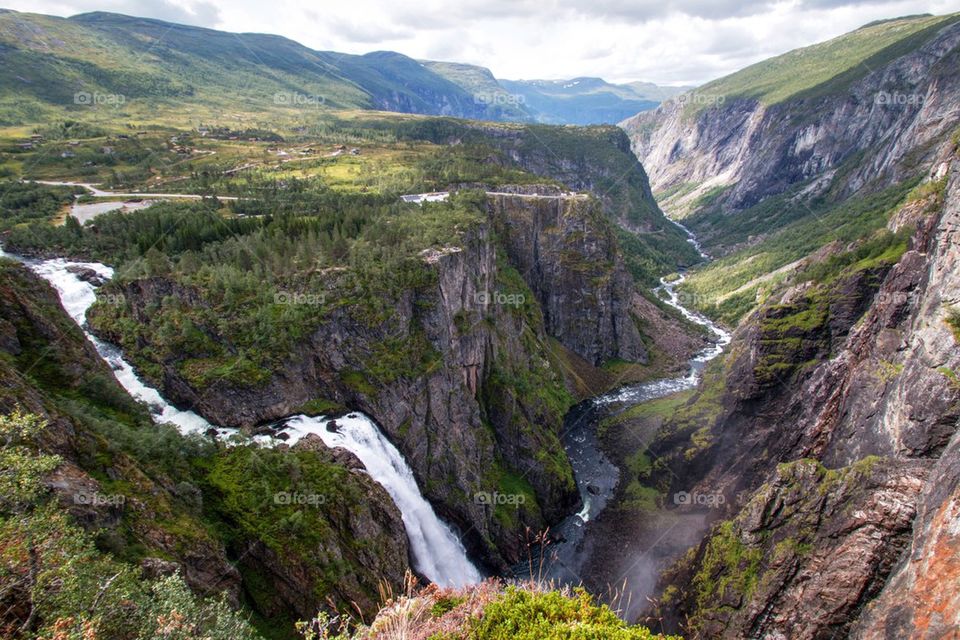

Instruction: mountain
[623,12,960,232]
[0,82,705,637]
[419,63,687,124]
[0,10,489,121]
[3,6,959,640]
[0,10,673,126]
[498,76,681,125]
[417,61,532,121]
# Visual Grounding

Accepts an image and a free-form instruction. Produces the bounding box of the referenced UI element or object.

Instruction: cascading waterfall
[280,415,481,587]
[26,257,221,435]
[0,246,480,588]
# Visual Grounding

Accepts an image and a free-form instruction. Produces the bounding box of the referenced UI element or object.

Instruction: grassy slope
[0,10,504,125]
[679,179,937,325]
[692,13,960,109]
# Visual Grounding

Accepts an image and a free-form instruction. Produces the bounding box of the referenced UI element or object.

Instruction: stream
[1,219,727,594]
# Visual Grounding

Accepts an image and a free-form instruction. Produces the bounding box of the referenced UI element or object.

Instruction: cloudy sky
[5,0,960,85]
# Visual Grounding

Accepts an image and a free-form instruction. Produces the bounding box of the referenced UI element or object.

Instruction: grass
[690,520,763,622]
[681,180,918,325]
[947,307,960,342]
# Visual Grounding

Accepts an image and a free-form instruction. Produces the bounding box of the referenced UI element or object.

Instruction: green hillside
[420,60,530,121]
[0,10,499,125]
[693,13,960,106]
[0,10,674,127]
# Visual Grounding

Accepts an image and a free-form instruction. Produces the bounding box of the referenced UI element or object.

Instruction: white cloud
[4,0,959,84]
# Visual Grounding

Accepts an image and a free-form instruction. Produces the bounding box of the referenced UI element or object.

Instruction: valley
[1,6,959,640]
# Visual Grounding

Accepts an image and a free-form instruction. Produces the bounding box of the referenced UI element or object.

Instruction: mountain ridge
[0,9,675,125]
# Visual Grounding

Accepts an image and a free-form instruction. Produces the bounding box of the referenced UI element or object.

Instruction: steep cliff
[634,145,960,638]
[86,192,663,570]
[487,193,647,365]
[396,120,703,279]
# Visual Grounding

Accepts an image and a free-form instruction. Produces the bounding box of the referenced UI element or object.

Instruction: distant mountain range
[0,9,684,125]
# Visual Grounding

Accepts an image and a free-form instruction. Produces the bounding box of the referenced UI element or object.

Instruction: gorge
[0,7,959,640]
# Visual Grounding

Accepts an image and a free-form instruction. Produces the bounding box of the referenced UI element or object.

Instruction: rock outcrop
[661,459,927,640]
[488,193,647,365]
[0,259,411,622]
[87,192,663,569]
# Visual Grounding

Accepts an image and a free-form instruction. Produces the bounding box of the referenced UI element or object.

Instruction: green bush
[468,587,678,640]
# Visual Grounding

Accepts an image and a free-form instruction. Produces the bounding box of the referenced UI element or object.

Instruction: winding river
[1,216,726,595]
[540,253,731,586]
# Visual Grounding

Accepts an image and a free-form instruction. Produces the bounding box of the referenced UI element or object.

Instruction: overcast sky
[5,0,960,85]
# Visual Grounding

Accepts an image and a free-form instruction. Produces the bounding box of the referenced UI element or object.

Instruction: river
[539,264,731,592]
[1,227,727,596]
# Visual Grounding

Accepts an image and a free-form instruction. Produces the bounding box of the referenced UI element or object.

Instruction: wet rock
[66,265,107,287]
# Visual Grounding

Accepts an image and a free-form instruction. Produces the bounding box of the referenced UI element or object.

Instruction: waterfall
[280,414,481,587]
[1,246,480,587]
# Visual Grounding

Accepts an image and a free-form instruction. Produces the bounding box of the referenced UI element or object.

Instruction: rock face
[851,428,960,639]
[662,459,927,640]
[623,17,960,225]
[406,121,702,272]
[0,259,410,622]
[488,193,647,365]
[645,150,960,637]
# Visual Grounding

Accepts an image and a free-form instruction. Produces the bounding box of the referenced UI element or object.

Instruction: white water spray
[281,414,481,587]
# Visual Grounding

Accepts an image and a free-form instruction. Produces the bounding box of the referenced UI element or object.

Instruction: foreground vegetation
[0,410,260,640]
[299,577,679,640]
[2,409,677,640]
